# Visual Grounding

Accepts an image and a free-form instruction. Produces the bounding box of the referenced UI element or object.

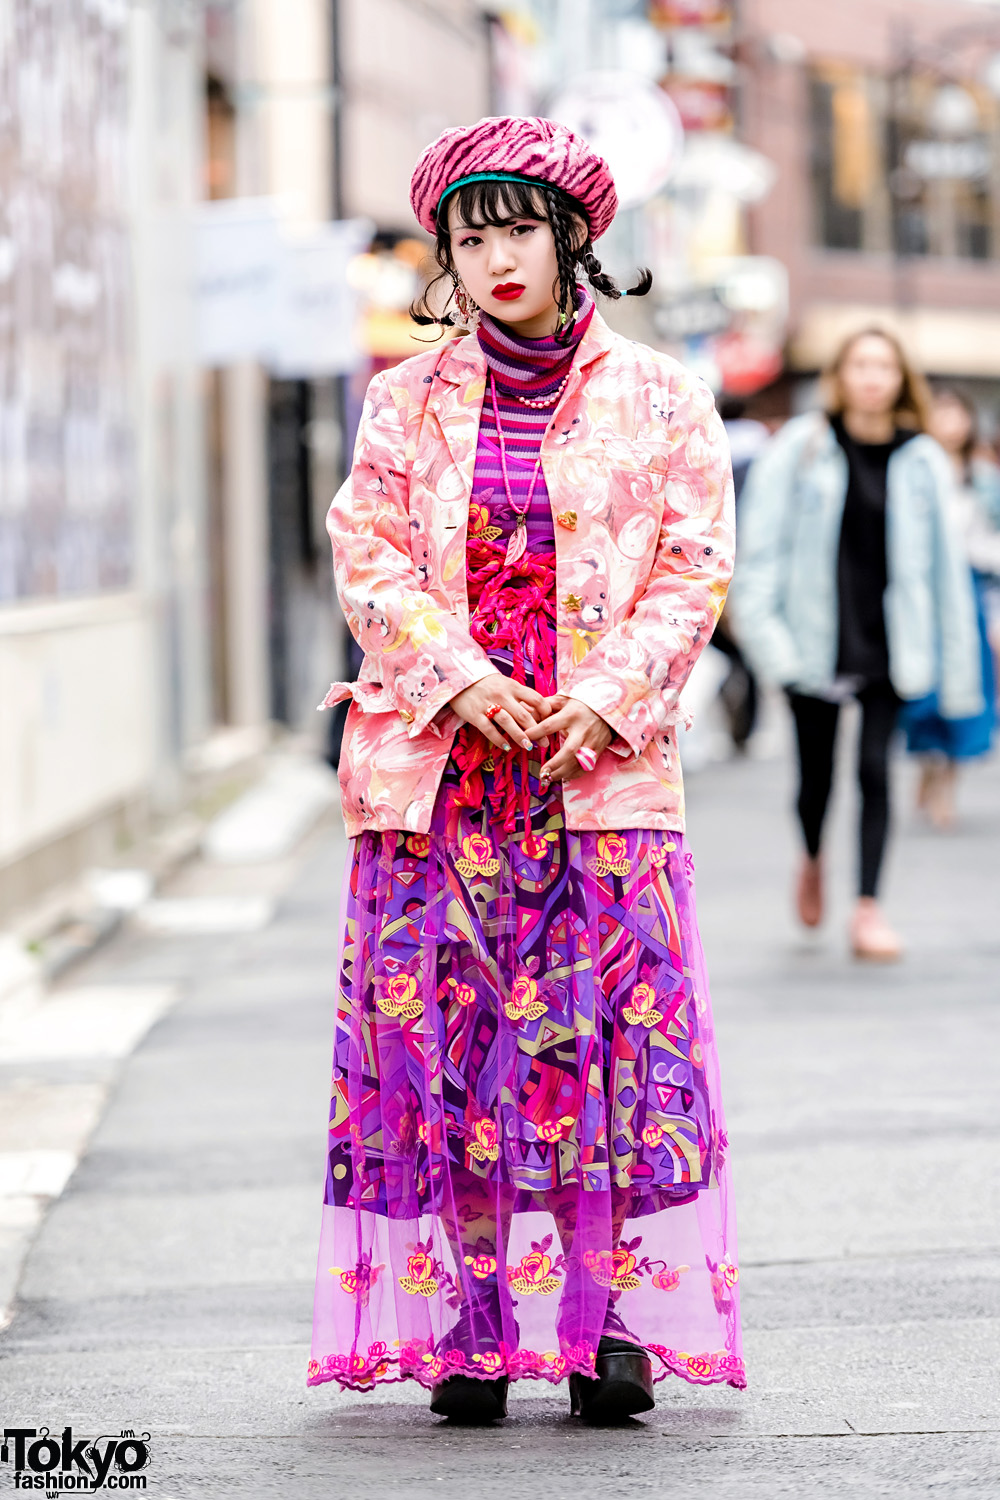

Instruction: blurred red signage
[659,77,732,133]
[713,330,784,396]
[649,0,732,25]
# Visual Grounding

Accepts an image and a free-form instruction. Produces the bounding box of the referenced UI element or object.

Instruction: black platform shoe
[429,1299,511,1423]
[568,1306,655,1423]
[429,1371,509,1422]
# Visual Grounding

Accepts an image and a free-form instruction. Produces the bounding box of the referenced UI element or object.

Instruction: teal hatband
[435,171,546,223]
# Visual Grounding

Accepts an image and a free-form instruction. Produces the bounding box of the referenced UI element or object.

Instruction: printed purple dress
[309,299,744,1396]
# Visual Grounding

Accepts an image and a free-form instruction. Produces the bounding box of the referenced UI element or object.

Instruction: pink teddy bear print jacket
[322,308,735,837]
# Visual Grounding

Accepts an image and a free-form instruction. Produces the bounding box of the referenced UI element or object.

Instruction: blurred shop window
[893,76,994,262]
[810,63,999,262]
[809,67,890,254]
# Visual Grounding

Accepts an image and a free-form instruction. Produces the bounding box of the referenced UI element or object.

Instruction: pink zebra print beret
[409,115,618,241]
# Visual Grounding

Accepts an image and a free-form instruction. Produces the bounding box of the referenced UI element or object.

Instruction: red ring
[484,703,502,720]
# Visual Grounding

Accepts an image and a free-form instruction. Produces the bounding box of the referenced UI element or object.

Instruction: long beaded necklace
[489,369,546,567]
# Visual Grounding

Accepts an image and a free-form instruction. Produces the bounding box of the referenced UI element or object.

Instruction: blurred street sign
[196,198,281,366]
[903,138,990,181]
[549,70,683,210]
[271,221,371,378]
[671,135,777,203]
[196,201,369,373]
[654,289,729,340]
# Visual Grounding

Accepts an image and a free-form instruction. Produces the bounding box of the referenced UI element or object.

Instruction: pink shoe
[796,855,823,928]
[850,898,902,962]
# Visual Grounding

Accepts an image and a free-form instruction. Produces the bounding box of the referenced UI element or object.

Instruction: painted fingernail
[522,738,532,750]
[500,742,510,753]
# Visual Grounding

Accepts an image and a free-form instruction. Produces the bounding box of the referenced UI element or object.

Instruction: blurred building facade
[0,3,206,921]
[0,0,492,928]
[739,0,1000,406]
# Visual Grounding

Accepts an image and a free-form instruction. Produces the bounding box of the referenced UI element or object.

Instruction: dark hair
[409,177,652,344]
[824,325,931,432]
[931,383,978,468]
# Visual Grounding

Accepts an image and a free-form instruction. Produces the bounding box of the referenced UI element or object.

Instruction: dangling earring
[454,279,480,332]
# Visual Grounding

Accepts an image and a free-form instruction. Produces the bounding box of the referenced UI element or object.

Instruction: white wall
[0,597,154,866]
[0,7,207,900]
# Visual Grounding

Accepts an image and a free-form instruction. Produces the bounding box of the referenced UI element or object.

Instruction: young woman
[904,386,1000,828]
[730,329,982,960]
[308,116,743,1423]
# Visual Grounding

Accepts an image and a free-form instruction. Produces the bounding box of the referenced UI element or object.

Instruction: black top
[830,414,915,679]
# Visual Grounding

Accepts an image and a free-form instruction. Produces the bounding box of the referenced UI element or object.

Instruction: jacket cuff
[405,658,495,738]
[565,684,646,757]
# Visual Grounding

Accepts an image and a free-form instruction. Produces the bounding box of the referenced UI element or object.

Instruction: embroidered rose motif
[398,1250,439,1296]
[504,974,547,1022]
[608,1247,641,1290]
[455,832,501,879]
[406,833,430,857]
[468,502,502,541]
[520,830,553,860]
[330,1260,385,1306]
[709,1258,738,1312]
[623,982,664,1028]
[588,832,631,878]
[536,1118,567,1144]
[651,1263,690,1292]
[686,1353,716,1380]
[583,1246,641,1290]
[508,1250,561,1296]
[376,972,423,1019]
[447,979,477,1008]
[464,1253,497,1280]
[641,1122,664,1147]
[467,1116,500,1162]
[476,1350,506,1375]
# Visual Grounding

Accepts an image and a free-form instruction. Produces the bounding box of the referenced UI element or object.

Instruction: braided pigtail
[543,187,652,343]
[543,187,585,345]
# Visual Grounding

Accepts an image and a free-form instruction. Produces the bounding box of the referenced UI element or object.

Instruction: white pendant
[504,522,527,566]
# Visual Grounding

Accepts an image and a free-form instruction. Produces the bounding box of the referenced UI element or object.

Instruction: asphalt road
[1,719,998,1498]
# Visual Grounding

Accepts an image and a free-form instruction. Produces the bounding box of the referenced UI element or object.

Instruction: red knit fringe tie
[448,538,558,839]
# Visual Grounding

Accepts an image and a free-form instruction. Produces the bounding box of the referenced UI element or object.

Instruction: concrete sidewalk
[0,733,997,1498]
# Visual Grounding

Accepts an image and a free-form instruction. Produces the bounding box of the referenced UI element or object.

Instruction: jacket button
[556,510,577,530]
[400,708,415,723]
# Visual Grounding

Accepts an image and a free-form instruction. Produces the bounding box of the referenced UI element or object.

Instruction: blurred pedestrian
[729,328,982,960]
[904,386,1000,828]
[310,117,743,1425]
[714,398,772,751]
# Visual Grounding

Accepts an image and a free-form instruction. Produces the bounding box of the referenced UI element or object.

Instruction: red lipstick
[492,283,525,301]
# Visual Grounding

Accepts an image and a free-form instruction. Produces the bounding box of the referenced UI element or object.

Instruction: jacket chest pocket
[551,440,669,563]
[600,441,670,563]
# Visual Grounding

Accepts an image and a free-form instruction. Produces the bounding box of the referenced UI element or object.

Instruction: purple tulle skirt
[309,749,744,1394]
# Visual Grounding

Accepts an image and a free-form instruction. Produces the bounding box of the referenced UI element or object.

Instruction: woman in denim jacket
[729,328,982,960]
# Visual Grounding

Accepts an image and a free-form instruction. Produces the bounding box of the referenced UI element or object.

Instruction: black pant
[787,681,901,898]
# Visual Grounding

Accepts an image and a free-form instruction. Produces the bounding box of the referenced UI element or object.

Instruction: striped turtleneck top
[471,286,595,553]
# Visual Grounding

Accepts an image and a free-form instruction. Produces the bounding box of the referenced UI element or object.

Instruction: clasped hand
[448,674,612,784]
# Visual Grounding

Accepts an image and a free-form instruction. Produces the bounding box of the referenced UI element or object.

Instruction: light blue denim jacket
[728,413,984,719]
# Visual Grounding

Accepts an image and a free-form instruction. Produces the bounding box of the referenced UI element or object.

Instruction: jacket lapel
[430,334,487,500]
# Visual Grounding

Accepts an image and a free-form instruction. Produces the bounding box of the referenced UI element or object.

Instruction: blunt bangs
[444,177,550,232]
